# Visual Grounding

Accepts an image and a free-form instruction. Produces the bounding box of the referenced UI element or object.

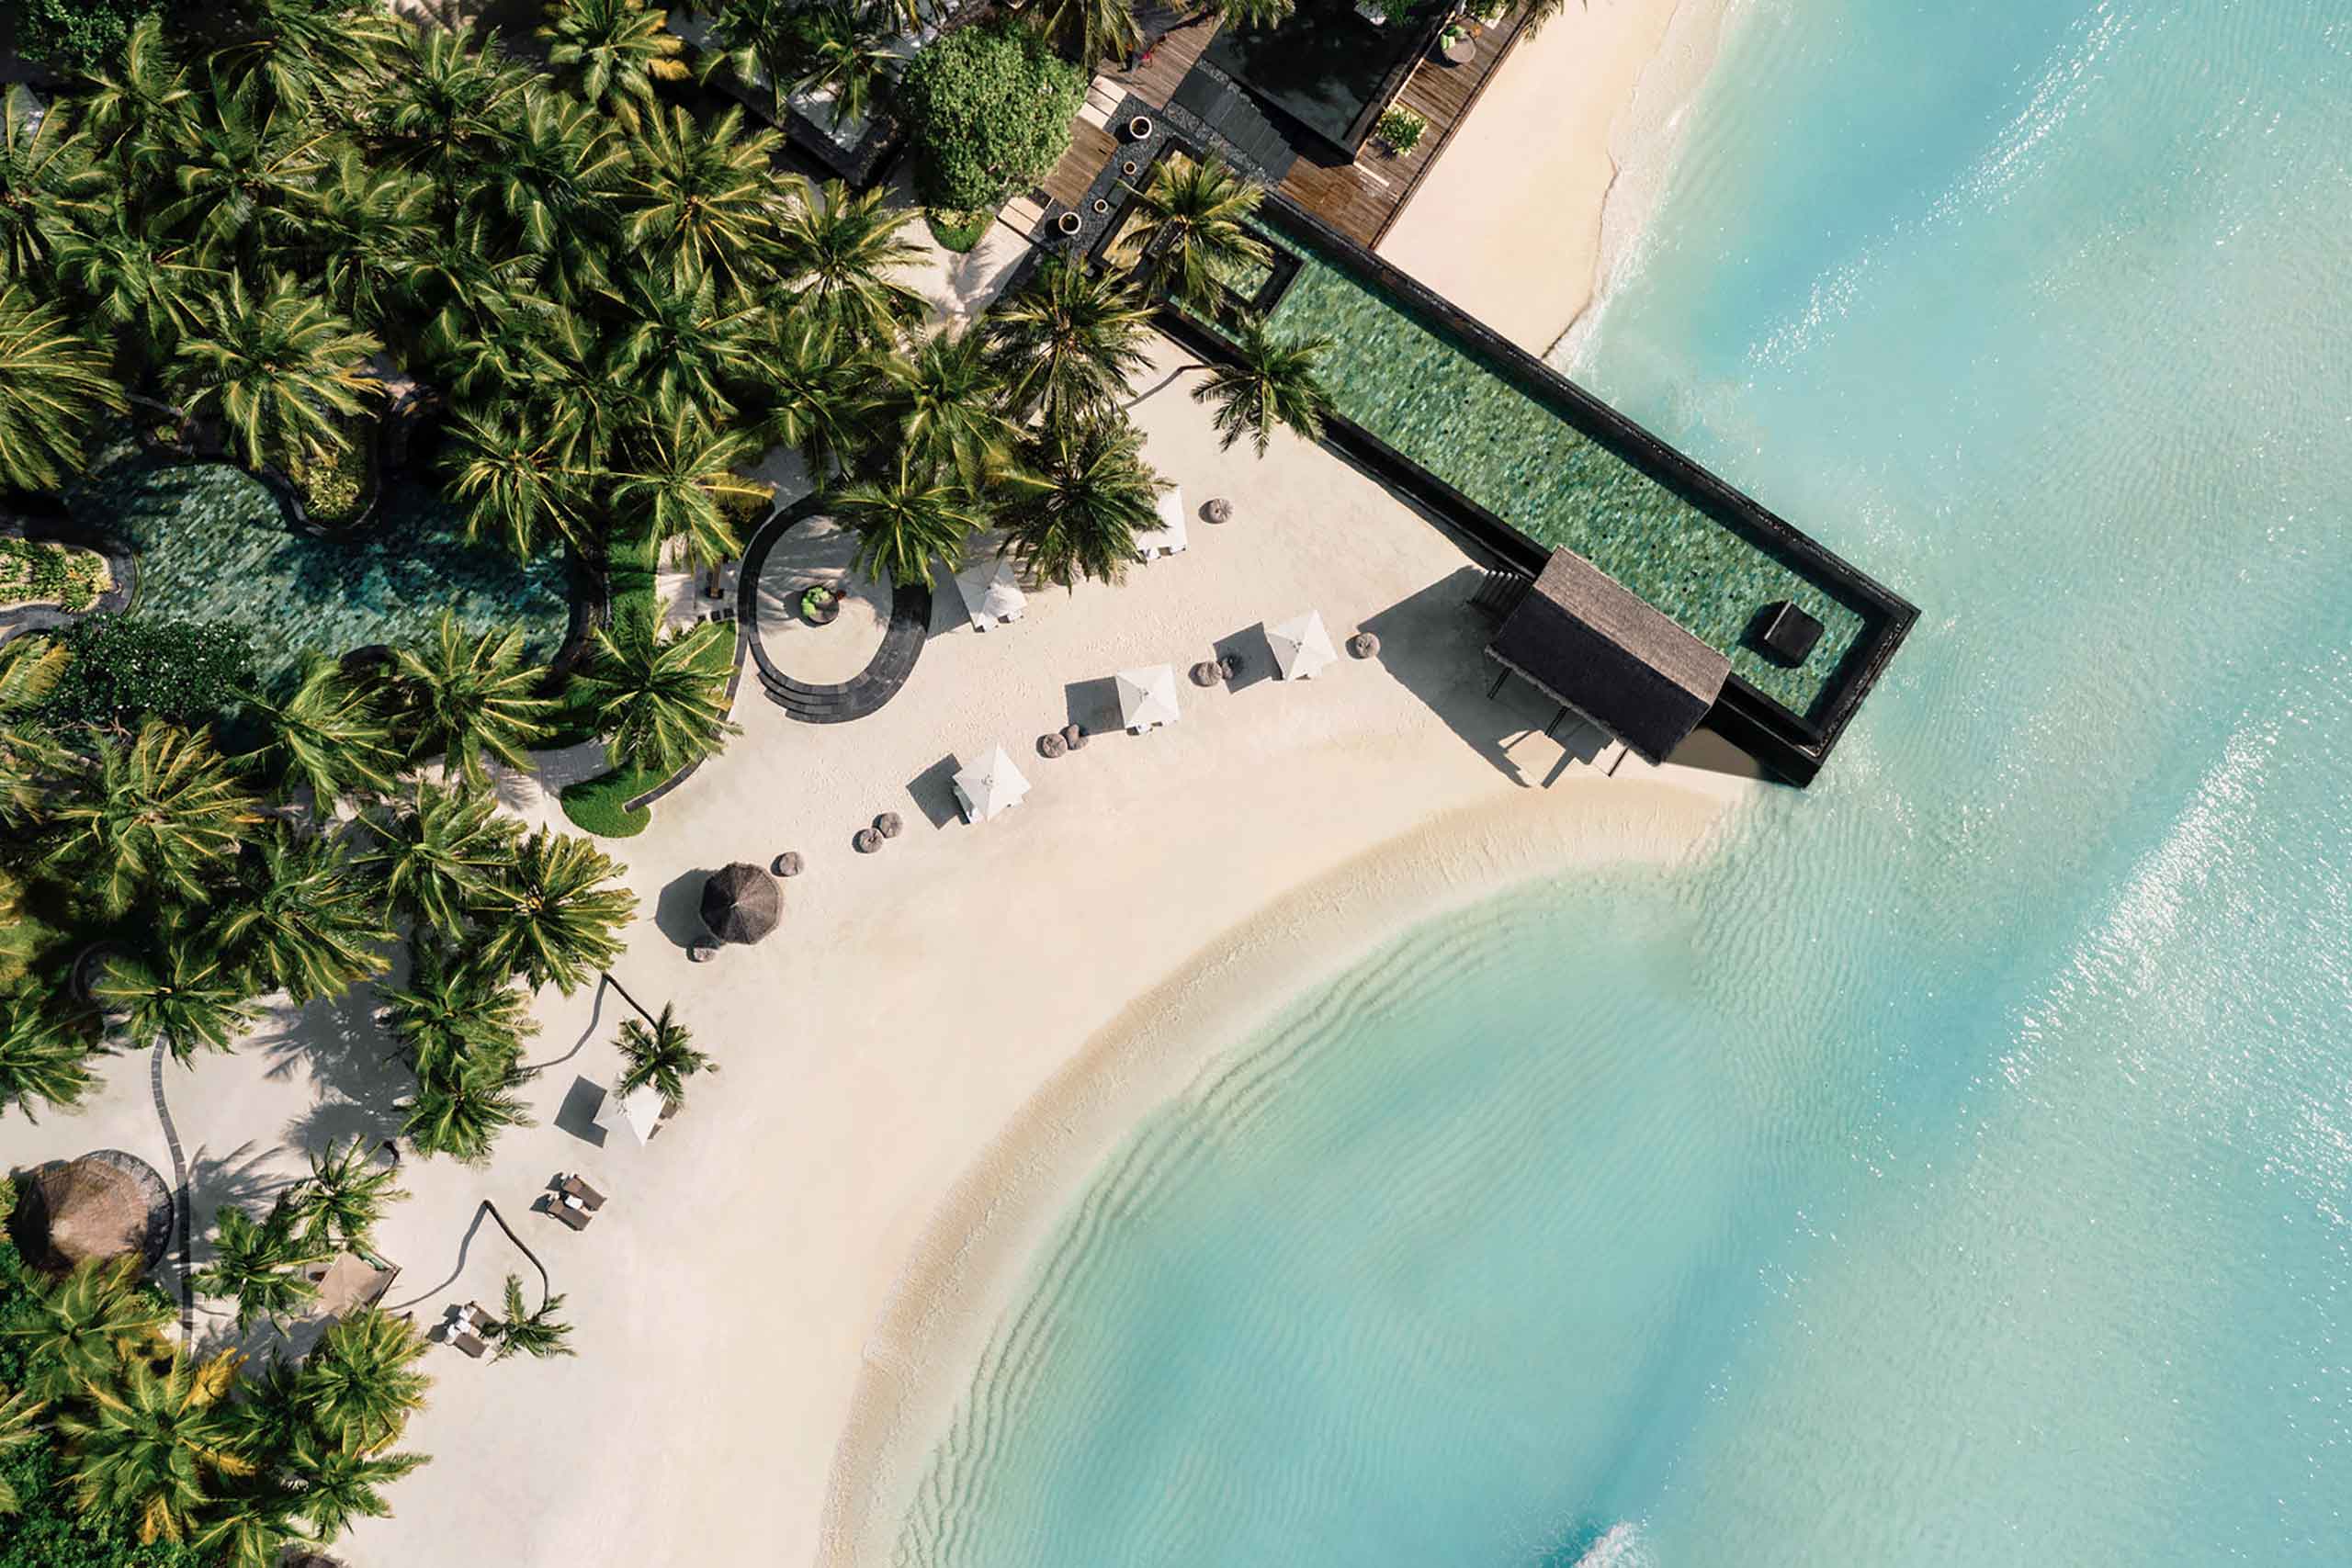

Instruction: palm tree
[1117,152,1271,316]
[95,923,257,1064]
[296,1307,429,1454]
[209,827,392,1005]
[788,1,896,134]
[192,1197,328,1333]
[6,1260,171,1403]
[1183,0,1295,32]
[280,1425,426,1538]
[0,86,105,283]
[309,152,435,328]
[401,1044,536,1163]
[985,257,1156,427]
[463,86,627,300]
[56,1349,254,1547]
[169,271,382,471]
[0,636,70,829]
[830,452,980,589]
[1034,0,1142,72]
[209,0,401,112]
[1000,412,1167,589]
[378,945,538,1084]
[187,1482,300,1568]
[473,828,636,995]
[441,399,600,560]
[42,720,260,918]
[607,406,763,584]
[158,69,332,261]
[757,314,865,475]
[614,1001,715,1109]
[388,613,557,784]
[288,1137,408,1256]
[619,104,786,291]
[486,1273,575,1361]
[0,997,100,1122]
[238,654,400,807]
[55,218,218,367]
[0,1387,46,1515]
[865,327,1015,491]
[775,176,924,346]
[75,18,197,169]
[1190,320,1334,456]
[606,263,766,422]
[541,0,690,131]
[578,617,741,777]
[367,21,527,177]
[356,778,523,938]
[0,281,127,491]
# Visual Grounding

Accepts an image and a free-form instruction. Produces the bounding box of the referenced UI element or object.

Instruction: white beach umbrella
[1116,665,1182,732]
[1135,488,1189,559]
[955,555,1026,630]
[953,744,1032,822]
[1267,611,1338,680]
[598,1083,663,1146]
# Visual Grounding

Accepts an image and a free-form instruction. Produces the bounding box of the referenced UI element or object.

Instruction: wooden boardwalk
[1026,8,1530,248]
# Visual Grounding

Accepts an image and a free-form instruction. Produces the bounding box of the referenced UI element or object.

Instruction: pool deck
[1041,6,1532,247]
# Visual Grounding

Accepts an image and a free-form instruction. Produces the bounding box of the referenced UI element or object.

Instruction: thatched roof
[700,862,779,944]
[10,1150,173,1274]
[310,1251,398,1320]
[1487,549,1730,765]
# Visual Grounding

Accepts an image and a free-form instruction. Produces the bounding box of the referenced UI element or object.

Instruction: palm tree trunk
[479,1200,554,1312]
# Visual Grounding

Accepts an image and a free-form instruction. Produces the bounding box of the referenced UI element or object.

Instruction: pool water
[68,446,574,684]
[1258,226,1873,718]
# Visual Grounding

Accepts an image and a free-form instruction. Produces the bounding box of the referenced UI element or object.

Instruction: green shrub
[41,616,255,729]
[0,538,106,613]
[1375,105,1427,155]
[897,21,1083,212]
[280,413,374,525]
[3,0,165,72]
[924,207,989,254]
[560,761,657,838]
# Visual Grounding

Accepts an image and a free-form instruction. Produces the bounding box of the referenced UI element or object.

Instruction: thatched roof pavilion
[1486,548,1731,766]
[700,862,780,944]
[9,1150,173,1274]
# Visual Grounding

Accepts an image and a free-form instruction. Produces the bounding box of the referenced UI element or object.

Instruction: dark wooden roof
[1486,549,1731,765]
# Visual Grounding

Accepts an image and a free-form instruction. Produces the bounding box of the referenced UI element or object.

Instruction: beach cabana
[1134,489,1189,561]
[953,745,1031,822]
[308,1252,398,1322]
[1116,665,1182,733]
[1485,548,1730,766]
[8,1150,172,1274]
[596,1083,664,1147]
[1267,611,1338,680]
[700,862,779,945]
[954,555,1026,632]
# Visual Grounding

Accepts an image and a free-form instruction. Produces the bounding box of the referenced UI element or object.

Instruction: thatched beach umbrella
[11,1150,172,1274]
[699,863,780,945]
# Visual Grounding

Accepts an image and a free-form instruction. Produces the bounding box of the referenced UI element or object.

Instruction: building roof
[10,1150,173,1274]
[1486,549,1731,765]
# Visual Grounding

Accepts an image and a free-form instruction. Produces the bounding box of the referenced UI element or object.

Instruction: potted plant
[1057,209,1083,235]
[1376,105,1428,155]
[800,585,842,626]
[1128,114,1154,140]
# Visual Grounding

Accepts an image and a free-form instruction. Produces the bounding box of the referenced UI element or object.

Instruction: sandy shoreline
[1378,0,1737,360]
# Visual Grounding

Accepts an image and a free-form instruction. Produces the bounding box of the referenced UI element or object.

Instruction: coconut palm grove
[0,0,1330,1561]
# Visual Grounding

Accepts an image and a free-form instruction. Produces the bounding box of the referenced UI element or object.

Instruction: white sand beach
[3,339,1753,1568]
[1378,0,1734,358]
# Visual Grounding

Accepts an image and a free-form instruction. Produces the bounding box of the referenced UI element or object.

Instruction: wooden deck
[1026,8,1529,248]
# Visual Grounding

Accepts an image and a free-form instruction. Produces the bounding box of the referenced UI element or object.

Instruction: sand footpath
[1379,0,1734,358]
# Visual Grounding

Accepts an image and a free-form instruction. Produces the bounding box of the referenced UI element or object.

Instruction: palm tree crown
[578,616,741,777]
[239,654,400,807]
[0,280,128,492]
[985,257,1156,427]
[614,1001,716,1107]
[356,778,523,939]
[473,827,636,995]
[43,720,260,917]
[1191,321,1335,457]
[389,613,556,784]
[830,453,980,589]
[55,1349,253,1547]
[168,271,382,470]
[1118,152,1271,317]
[191,1196,328,1333]
[539,0,690,133]
[1001,412,1168,590]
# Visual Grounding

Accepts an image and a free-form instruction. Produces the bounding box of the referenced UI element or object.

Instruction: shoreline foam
[818,773,1745,1565]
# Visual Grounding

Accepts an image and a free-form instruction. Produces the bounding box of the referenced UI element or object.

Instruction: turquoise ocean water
[891,2,2352,1562]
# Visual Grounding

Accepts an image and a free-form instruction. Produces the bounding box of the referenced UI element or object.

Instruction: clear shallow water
[893,2,2352,1563]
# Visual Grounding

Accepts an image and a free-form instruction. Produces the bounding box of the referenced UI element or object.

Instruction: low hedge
[559,760,657,838]
[898,21,1083,212]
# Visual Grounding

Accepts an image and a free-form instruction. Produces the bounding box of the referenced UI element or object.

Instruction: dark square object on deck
[1752,601,1825,666]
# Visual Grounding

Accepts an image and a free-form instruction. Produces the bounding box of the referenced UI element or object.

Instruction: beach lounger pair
[548,1174,606,1231]
[450,1302,493,1359]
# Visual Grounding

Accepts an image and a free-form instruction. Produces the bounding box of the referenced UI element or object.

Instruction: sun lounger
[548,1196,592,1231]
[560,1175,605,1211]
[450,1325,488,1358]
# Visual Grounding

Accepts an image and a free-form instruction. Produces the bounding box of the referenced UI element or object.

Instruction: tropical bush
[2,0,167,73]
[40,617,254,729]
[897,21,1084,212]
[0,538,106,613]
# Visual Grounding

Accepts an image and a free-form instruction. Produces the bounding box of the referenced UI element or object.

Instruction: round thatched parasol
[874,812,903,839]
[853,828,882,853]
[699,863,780,945]
[1348,631,1380,659]
[1037,732,1067,759]
[10,1150,173,1275]
[772,851,804,877]
[1190,660,1220,688]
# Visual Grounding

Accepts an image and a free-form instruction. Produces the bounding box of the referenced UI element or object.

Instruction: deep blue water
[892,2,2352,1562]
